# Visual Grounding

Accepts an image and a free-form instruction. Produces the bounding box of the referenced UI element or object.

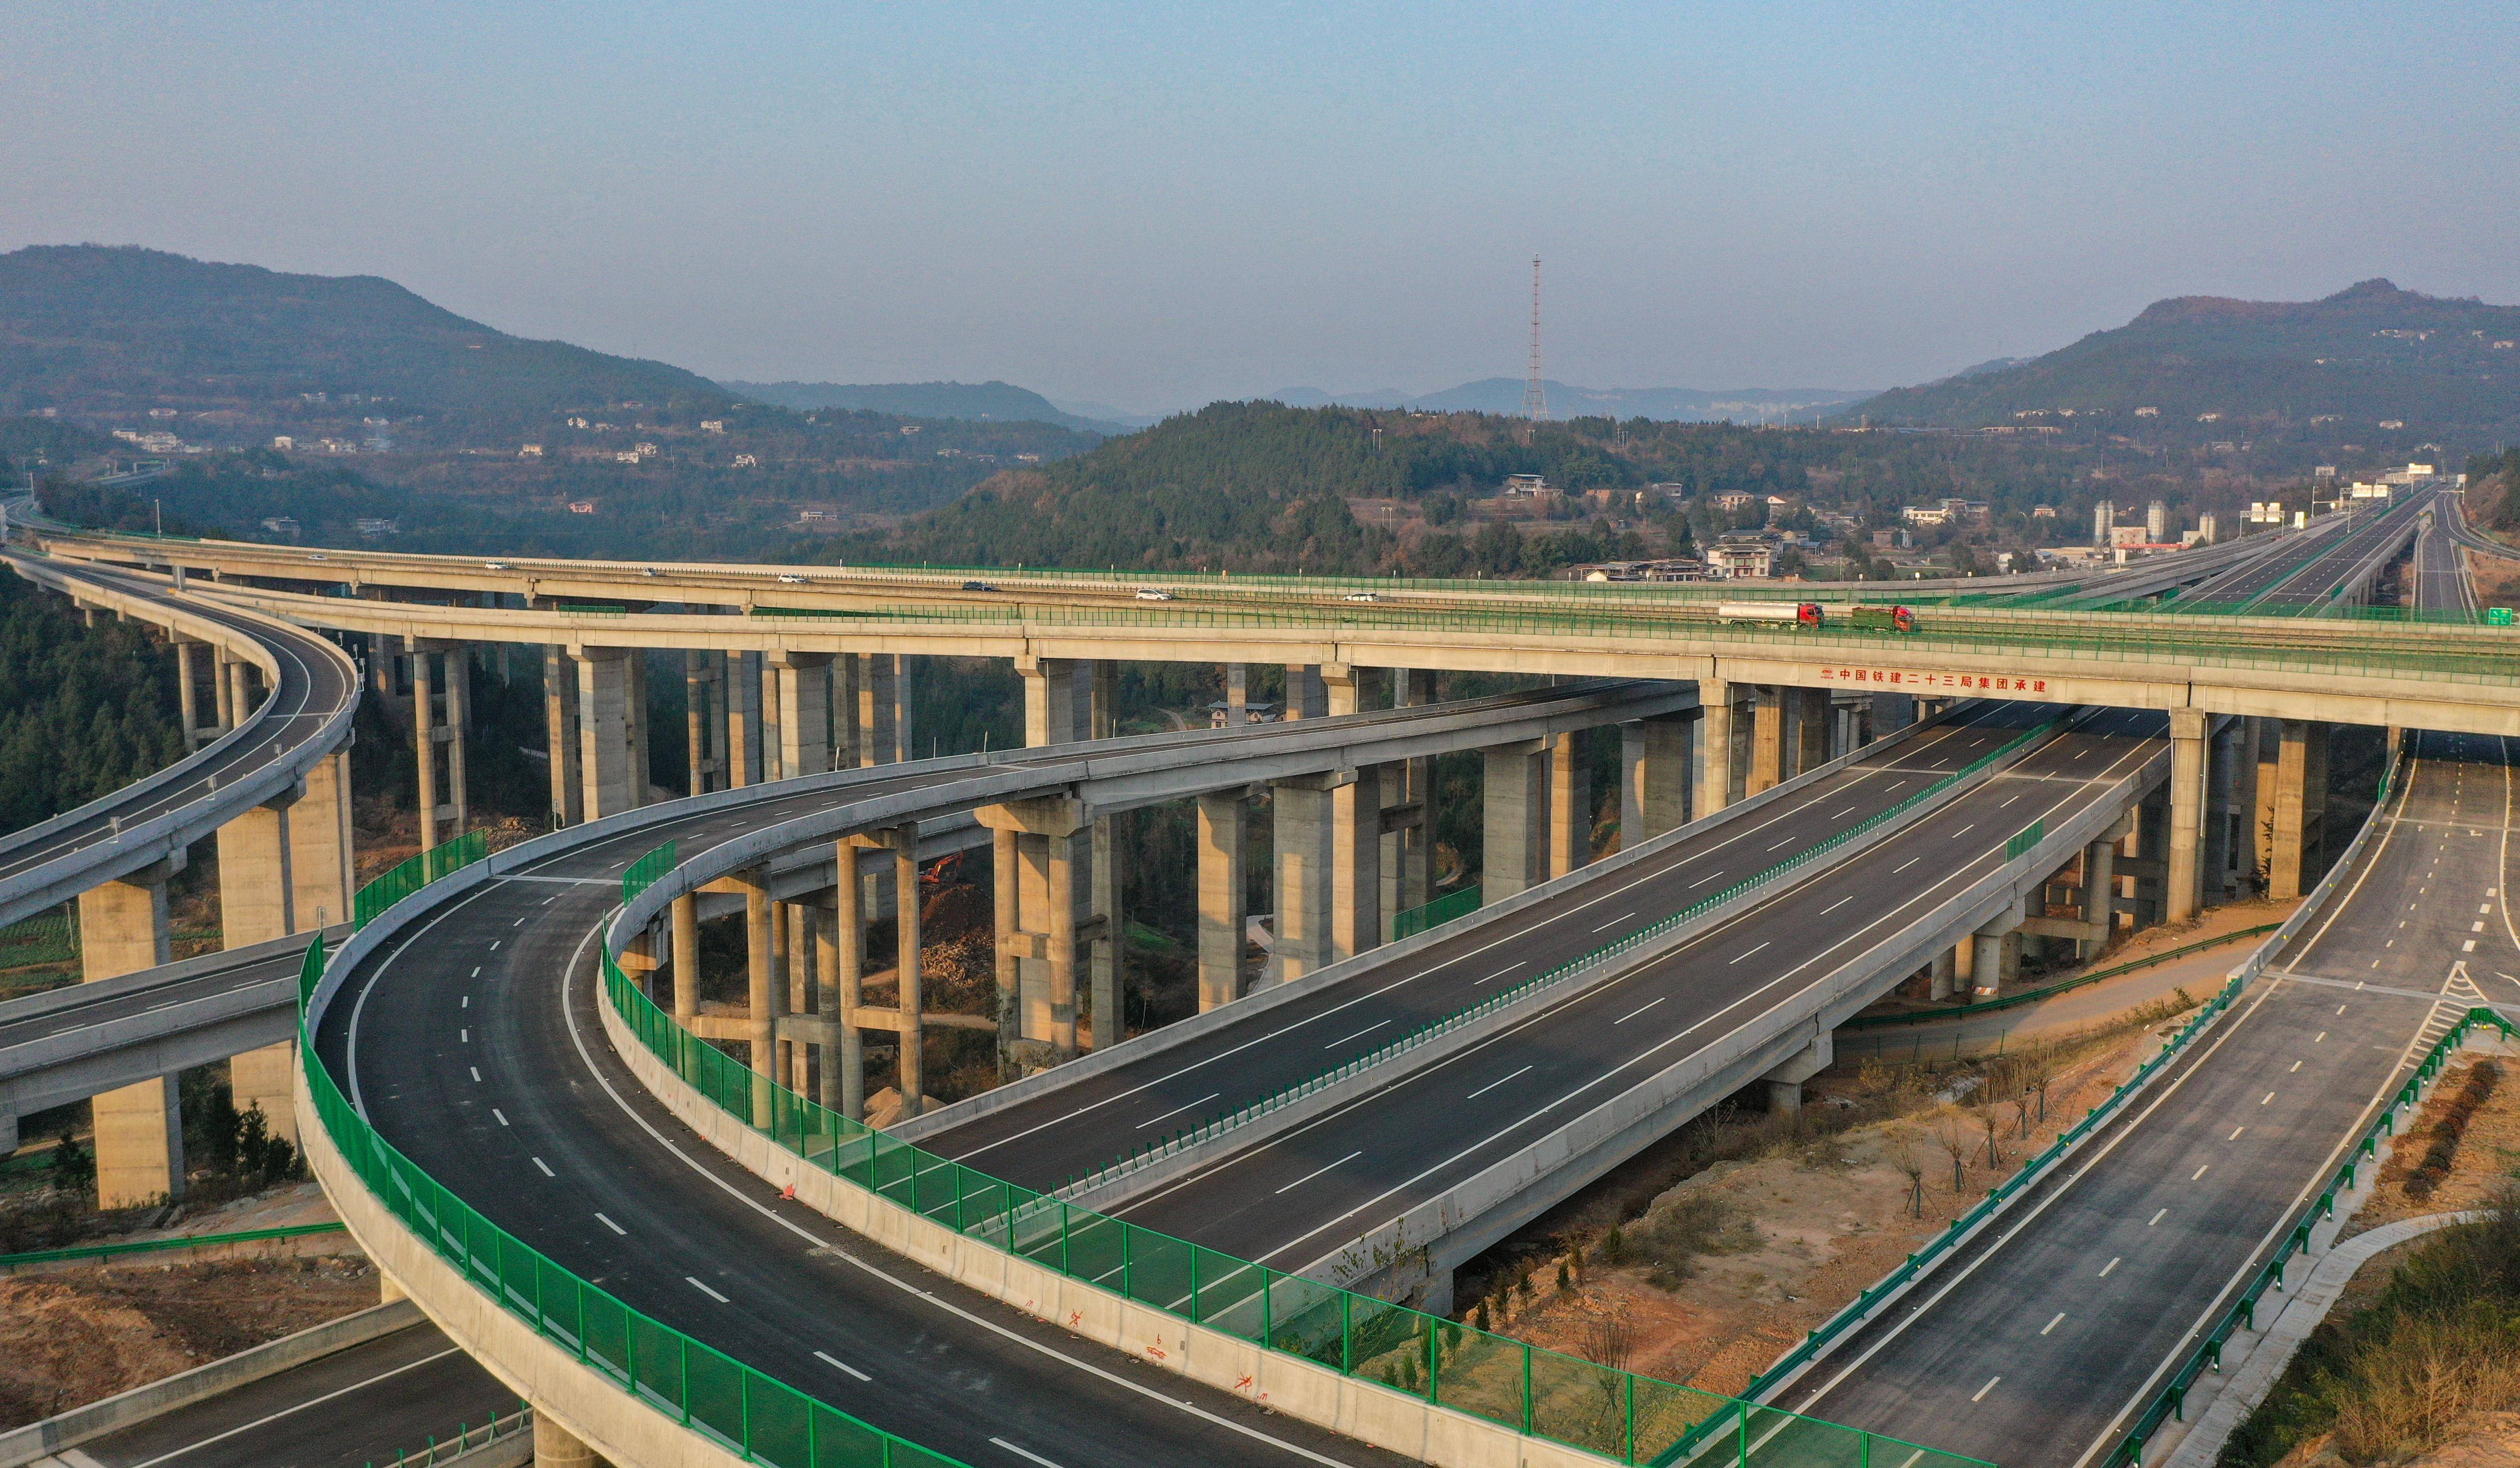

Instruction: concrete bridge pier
[532,1413,611,1467]
[574,648,644,819]
[544,646,583,828]
[2167,709,2209,924]
[1697,677,1734,816]
[740,867,778,1126]
[1747,685,1785,796]
[683,651,721,794]
[860,653,910,762]
[173,639,208,750]
[1271,772,1341,979]
[770,652,833,778]
[1480,739,1550,900]
[1763,1029,1833,1113]
[78,857,184,1207]
[1620,708,1697,849]
[2269,719,2330,899]
[218,782,326,1143]
[1196,790,1250,1011]
[725,650,763,786]
[1381,670,1432,936]
[1791,687,1830,778]
[979,796,1093,1065]
[409,641,469,850]
[1547,731,1590,879]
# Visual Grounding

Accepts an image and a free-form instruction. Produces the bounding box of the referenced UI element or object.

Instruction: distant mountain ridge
[0,244,725,418]
[718,379,1127,435]
[1266,378,1873,423]
[1848,279,2520,440]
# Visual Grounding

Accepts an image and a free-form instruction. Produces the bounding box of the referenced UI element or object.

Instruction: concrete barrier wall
[0,1297,422,1468]
[294,1087,752,1468]
[894,699,1979,1144]
[599,990,1619,1468]
[1308,719,2153,1293]
[1063,706,2058,1212]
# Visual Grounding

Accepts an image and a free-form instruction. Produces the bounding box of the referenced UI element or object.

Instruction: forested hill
[719,379,1120,435]
[0,244,726,419]
[0,566,186,836]
[839,399,2096,576]
[1850,279,2520,441]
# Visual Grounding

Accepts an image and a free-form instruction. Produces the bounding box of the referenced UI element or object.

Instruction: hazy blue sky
[8,4,2517,412]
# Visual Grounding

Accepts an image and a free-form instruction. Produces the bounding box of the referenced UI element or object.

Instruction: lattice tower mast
[1523,256,1548,422]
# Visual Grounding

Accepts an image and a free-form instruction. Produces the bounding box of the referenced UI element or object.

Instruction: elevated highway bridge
[4,477,2507,1467]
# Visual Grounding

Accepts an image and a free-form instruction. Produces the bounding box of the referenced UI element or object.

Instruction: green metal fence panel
[1393,885,1481,940]
[623,840,677,905]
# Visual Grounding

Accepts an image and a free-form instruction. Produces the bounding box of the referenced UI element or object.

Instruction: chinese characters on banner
[1818,666,2051,694]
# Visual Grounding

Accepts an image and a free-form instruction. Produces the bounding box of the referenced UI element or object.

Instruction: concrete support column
[684,651,713,796]
[879,826,924,1117]
[1284,664,1326,720]
[1196,791,1248,1011]
[991,829,1020,1067]
[1747,686,1785,796]
[175,641,203,750]
[2167,709,2208,924]
[1383,670,1432,934]
[227,656,256,727]
[531,1414,611,1468]
[1225,663,1249,725]
[1332,765,1383,963]
[2203,720,2239,902]
[623,650,649,801]
[1020,657,1085,747]
[1481,740,1550,900]
[1762,1032,1833,1114]
[725,651,762,787]
[575,649,638,819]
[1090,812,1122,1049]
[1928,946,1959,1001]
[80,863,182,1206]
[1792,688,1829,777]
[439,645,470,839]
[741,868,776,1126]
[290,750,354,932]
[772,653,833,777]
[1697,678,1733,816]
[412,643,438,851]
[2085,834,2119,947]
[1548,731,1590,879]
[829,652,859,770]
[670,894,700,1025]
[1620,710,1697,849]
[2302,722,2329,880]
[220,795,299,1143]
[858,654,899,763]
[2251,718,2279,889]
[1046,832,1079,1059]
[1272,776,1336,980]
[2271,720,2313,900]
[544,647,582,828]
[756,655,781,782]
[1091,660,1118,739]
[1970,920,2021,994]
[835,845,868,1120]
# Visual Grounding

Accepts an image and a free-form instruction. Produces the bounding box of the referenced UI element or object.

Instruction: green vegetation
[829,400,2108,576]
[0,563,185,836]
[1855,279,2520,442]
[2222,1189,2520,1468]
[722,378,1121,435]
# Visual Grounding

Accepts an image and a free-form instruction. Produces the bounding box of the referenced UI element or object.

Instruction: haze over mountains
[1850,279,2520,439]
[1267,379,1874,423]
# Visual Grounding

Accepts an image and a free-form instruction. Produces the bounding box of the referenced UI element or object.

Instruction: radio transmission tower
[1522,256,1549,425]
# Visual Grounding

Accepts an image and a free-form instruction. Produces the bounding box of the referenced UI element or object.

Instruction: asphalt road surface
[1104,710,2173,1274]
[922,702,2054,1188]
[1777,728,2511,1468]
[61,1322,511,1468]
[0,556,356,893]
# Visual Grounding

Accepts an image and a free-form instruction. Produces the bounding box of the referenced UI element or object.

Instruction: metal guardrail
[602,950,1990,1468]
[1390,885,1479,940]
[1064,717,2065,1195]
[0,1220,349,1269]
[1724,757,2405,1454]
[622,839,676,905]
[372,1402,532,1467]
[1840,924,2286,1030]
[2112,1004,2516,1462]
[304,916,977,1467]
[352,831,489,930]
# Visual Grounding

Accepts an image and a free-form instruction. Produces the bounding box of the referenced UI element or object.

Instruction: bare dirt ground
[2345,1047,2519,1240]
[1465,1006,2187,1396]
[0,1254,382,1430]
